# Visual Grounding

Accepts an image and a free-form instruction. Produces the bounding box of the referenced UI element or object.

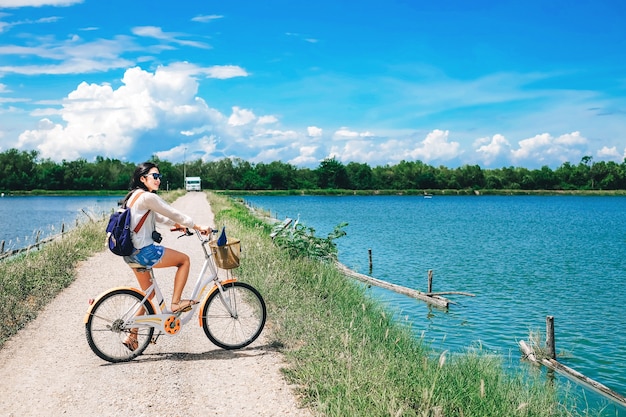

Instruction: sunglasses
[145,173,163,180]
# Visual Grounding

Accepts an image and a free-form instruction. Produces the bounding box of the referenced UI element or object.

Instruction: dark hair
[122,162,158,205]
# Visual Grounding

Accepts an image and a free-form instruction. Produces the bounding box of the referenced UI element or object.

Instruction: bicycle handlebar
[170,227,218,240]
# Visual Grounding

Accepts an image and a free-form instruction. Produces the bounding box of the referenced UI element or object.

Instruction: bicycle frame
[86,230,238,336]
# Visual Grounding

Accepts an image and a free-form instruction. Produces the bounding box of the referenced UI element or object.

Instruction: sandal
[171,299,198,313]
[122,330,138,351]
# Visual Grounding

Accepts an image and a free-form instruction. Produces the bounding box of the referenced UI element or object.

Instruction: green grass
[209,193,597,417]
[0,216,106,348]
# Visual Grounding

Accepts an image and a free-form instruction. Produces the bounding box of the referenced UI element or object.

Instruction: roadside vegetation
[0,190,602,416]
[209,193,598,417]
[0,216,105,348]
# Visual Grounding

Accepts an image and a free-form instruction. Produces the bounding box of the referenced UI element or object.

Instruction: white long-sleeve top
[128,189,194,249]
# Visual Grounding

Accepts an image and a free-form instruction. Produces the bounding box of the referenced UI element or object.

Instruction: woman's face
[140,167,162,192]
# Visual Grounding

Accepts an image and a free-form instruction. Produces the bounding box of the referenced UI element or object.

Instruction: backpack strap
[128,190,151,233]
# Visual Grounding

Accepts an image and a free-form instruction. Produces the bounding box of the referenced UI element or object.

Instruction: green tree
[455,165,485,189]
[371,165,394,189]
[36,158,65,190]
[530,166,558,190]
[345,162,373,190]
[255,161,299,190]
[0,149,39,190]
[316,157,349,189]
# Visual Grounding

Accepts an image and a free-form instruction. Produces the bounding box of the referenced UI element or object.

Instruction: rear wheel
[202,282,266,349]
[85,288,155,362]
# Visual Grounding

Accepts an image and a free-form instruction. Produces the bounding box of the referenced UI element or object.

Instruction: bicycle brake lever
[174,227,194,238]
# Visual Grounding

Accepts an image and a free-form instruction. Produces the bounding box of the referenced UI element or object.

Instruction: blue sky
[0,0,625,169]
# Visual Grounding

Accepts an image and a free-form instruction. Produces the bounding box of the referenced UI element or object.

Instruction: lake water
[0,195,122,251]
[243,194,626,415]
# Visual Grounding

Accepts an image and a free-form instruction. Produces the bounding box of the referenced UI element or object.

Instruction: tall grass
[211,194,597,417]
[0,217,105,348]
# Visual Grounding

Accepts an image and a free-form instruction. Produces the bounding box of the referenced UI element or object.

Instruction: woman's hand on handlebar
[170,225,193,237]
[193,225,212,235]
[170,224,212,236]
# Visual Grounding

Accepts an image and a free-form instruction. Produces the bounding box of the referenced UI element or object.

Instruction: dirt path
[0,192,311,417]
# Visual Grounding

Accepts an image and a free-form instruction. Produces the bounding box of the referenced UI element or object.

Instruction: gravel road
[0,192,311,417]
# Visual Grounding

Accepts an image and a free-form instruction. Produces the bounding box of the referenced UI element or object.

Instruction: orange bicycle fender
[83,286,153,324]
[197,278,238,327]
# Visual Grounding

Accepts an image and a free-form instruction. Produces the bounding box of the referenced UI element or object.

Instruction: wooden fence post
[368,249,373,273]
[546,316,556,360]
[427,270,434,293]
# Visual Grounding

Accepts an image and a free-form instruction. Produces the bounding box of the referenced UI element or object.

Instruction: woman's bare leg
[154,247,191,307]
[126,269,153,346]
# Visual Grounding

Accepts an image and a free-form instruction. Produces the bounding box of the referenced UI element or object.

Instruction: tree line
[1,148,626,192]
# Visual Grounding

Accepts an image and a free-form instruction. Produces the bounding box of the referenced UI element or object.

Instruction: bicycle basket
[209,238,241,269]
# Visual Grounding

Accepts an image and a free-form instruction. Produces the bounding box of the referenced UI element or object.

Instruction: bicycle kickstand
[151,331,164,344]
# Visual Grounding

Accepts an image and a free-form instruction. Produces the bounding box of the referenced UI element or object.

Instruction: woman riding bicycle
[121,162,210,348]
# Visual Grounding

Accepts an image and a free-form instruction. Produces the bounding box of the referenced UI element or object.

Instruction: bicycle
[84,228,266,363]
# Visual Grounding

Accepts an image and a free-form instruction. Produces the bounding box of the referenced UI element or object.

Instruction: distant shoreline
[3,188,626,197]
[219,188,626,197]
[1,190,126,197]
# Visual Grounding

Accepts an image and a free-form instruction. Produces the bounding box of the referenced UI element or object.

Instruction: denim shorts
[124,244,165,268]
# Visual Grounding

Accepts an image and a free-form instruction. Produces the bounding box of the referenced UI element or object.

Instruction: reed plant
[210,193,597,417]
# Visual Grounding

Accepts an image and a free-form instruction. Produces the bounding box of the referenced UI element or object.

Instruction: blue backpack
[106,191,150,256]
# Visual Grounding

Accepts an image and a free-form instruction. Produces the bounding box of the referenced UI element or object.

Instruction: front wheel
[85,288,155,362]
[202,282,266,350]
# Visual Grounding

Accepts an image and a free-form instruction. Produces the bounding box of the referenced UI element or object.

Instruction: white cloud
[155,135,218,163]
[0,0,81,7]
[0,37,136,75]
[596,146,626,162]
[288,145,318,166]
[228,106,256,126]
[191,15,224,23]
[510,131,588,165]
[307,126,322,137]
[13,64,281,162]
[329,140,378,164]
[474,134,511,166]
[334,127,359,139]
[257,115,278,125]
[333,127,373,140]
[407,129,461,162]
[203,65,248,79]
[16,65,215,160]
[0,28,240,77]
[132,26,211,49]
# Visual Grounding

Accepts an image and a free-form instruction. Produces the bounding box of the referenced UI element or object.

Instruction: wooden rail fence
[335,263,475,309]
[0,209,98,261]
[267,216,475,309]
[519,316,626,408]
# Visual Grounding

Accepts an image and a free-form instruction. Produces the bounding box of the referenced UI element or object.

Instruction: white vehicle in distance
[185,176,201,191]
